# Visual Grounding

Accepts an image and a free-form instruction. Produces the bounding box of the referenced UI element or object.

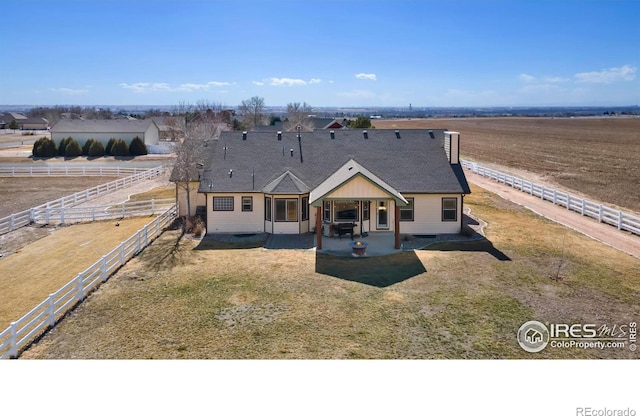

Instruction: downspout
[460,195,465,234]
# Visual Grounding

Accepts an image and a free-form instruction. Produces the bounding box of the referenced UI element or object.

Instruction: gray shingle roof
[51,119,156,133]
[198,129,471,195]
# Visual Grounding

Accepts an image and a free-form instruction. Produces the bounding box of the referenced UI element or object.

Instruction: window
[213,196,233,211]
[363,201,370,221]
[301,197,309,221]
[334,201,359,221]
[242,196,253,212]
[275,199,298,222]
[442,197,458,221]
[265,197,271,221]
[399,198,414,221]
[323,200,331,222]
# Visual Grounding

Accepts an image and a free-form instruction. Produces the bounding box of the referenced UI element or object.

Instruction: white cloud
[308,78,322,84]
[355,73,377,81]
[519,74,536,83]
[49,87,89,95]
[269,77,307,86]
[574,65,637,84]
[120,81,234,93]
[252,81,265,86]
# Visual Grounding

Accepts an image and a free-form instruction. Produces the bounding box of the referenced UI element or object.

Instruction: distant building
[0,113,49,130]
[50,119,160,147]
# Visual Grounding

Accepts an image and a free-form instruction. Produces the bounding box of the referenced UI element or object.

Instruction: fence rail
[0,166,165,235]
[28,198,175,224]
[0,204,178,359]
[461,159,640,236]
[0,166,152,177]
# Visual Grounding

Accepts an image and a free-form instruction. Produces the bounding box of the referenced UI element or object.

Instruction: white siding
[176,182,205,217]
[398,194,461,234]
[144,123,160,145]
[52,132,145,147]
[207,193,265,233]
[326,175,391,199]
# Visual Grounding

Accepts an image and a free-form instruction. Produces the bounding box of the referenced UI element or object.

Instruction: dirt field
[0,176,119,218]
[373,117,640,212]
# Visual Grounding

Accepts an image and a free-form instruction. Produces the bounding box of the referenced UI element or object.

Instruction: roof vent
[242,131,247,140]
[277,131,282,141]
[228,169,233,178]
[290,148,294,157]
[395,130,400,139]
[428,130,434,139]
[330,130,335,139]
[363,130,368,139]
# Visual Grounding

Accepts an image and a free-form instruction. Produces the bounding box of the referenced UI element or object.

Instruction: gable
[326,175,394,199]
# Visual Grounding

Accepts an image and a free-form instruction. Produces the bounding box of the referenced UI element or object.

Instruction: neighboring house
[0,113,48,130]
[174,129,470,248]
[308,117,346,130]
[50,119,160,147]
[148,116,186,141]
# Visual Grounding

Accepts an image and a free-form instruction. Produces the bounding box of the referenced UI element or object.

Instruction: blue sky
[1,0,638,107]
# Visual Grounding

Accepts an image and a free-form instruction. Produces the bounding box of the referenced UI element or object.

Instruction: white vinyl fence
[0,165,154,177]
[461,160,640,236]
[0,166,165,235]
[29,198,175,225]
[0,204,178,359]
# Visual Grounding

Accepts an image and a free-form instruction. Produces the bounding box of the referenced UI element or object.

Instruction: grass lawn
[21,185,640,359]
[0,216,158,329]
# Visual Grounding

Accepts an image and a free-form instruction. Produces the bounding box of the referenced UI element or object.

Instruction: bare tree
[238,96,266,130]
[285,102,314,131]
[171,101,229,232]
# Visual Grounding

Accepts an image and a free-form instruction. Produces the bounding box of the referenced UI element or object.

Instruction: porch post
[316,206,322,250]
[394,204,401,249]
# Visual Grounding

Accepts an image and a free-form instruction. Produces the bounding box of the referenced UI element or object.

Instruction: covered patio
[316,231,401,257]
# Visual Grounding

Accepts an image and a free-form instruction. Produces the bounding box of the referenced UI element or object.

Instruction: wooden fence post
[120,244,125,265]
[566,195,571,210]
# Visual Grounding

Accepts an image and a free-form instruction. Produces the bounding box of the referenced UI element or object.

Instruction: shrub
[32,137,57,157]
[187,217,205,237]
[82,138,96,156]
[64,138,82,157]
[58,137,72,156]
[129,136,148,156]
[105,138,117,155]
[88,140,105,157]
[111,139,129,157]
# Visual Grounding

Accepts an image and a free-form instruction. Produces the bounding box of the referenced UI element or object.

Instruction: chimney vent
[330,130,335,139]
[277,131,282,141]
[395,130,400,139]
[363,130,368,139]
[242,131,247,140]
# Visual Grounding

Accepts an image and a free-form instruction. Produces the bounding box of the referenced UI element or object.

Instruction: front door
[377,201,389,229]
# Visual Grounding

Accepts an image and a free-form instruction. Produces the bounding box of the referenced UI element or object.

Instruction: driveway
[466,174,640,259]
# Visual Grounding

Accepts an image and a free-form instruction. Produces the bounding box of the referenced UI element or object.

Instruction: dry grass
[0,176,119,218]
[0,216,157,329]
[373,117,640,212]
[126,185,175,202]
[20,185,640,359]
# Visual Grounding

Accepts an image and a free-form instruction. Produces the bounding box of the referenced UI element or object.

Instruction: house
[176,128,470,249]
[0,113,49,130]
[50,119,160,147]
